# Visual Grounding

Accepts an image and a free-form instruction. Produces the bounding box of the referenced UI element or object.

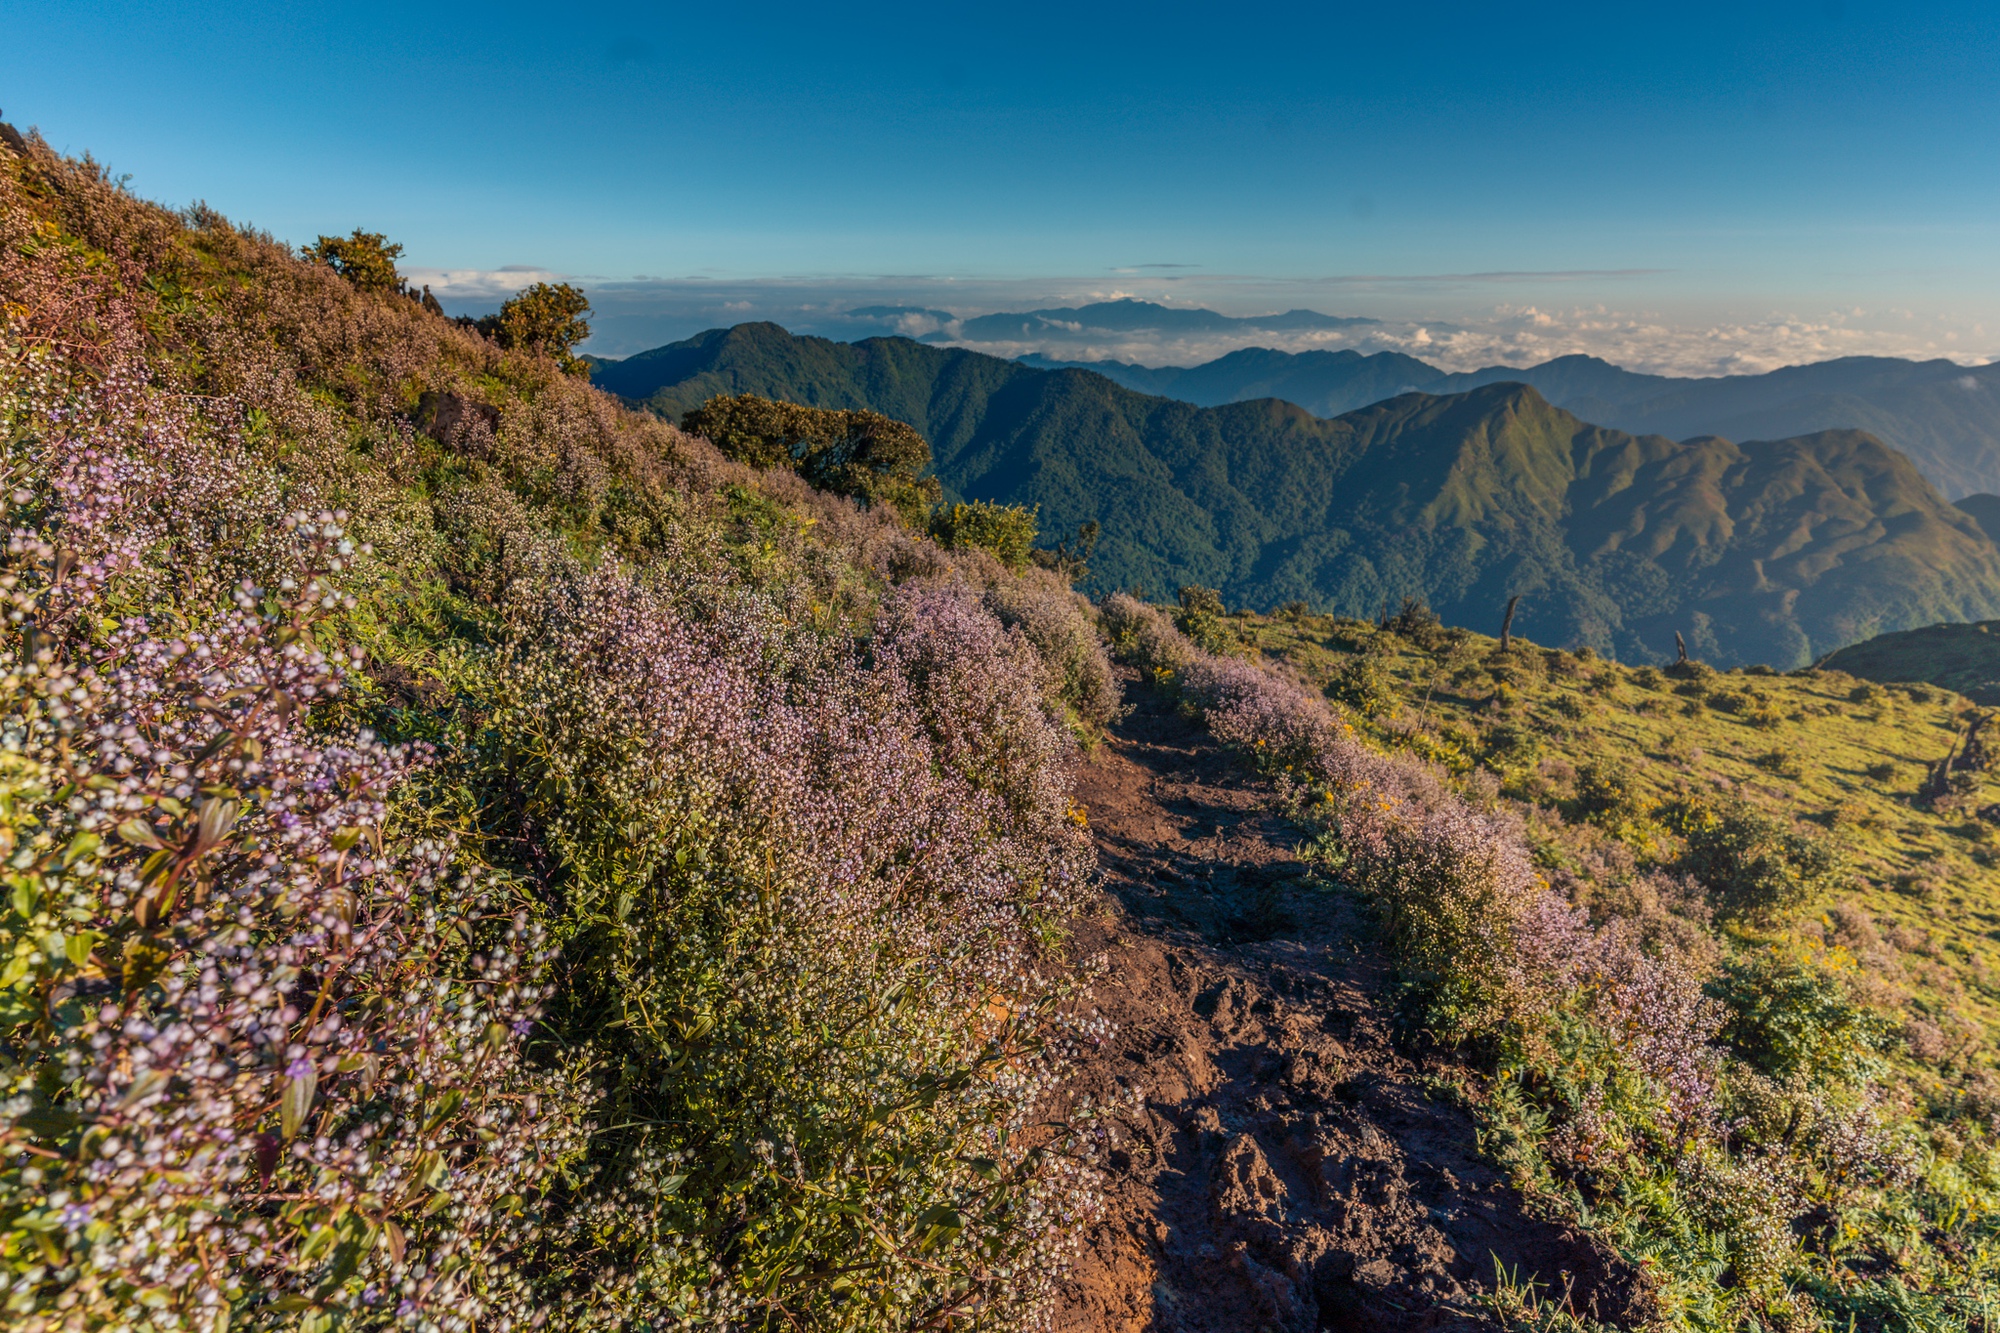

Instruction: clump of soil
[1049,677,1650,1331]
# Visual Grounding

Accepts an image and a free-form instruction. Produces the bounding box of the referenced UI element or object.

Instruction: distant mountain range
[1022,346,2000,499]
[590,323,2000,666]
[945,298,1377,345]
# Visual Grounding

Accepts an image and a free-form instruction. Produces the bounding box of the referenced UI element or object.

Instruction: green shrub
[1573,761,1642,823]
[683,394,942,525]
[486,280,592,376]
[1379,595,1446,649]
[931,498,1039,570]
[1480,721,1542,772]
[1328,648,1398,719]
[1174,584,1236,655]
[1709,946,1893,1084]
[1755,744,1804,778]
[304,226,405,291]
[1671,796,1842,921]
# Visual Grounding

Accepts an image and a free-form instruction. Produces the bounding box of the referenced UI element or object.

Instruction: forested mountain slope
[595,324,2000,666]
[1029,345,2000,499]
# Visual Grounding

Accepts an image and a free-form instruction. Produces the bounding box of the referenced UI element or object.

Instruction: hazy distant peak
[947,299,1376,343]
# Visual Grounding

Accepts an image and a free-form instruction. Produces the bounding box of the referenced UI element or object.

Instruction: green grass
[1238,607,2000,1084]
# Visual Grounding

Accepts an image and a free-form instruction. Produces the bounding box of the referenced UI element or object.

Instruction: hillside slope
[0,130,1117,1331]
[594,324,2000,666]
[1820,620,2000,702]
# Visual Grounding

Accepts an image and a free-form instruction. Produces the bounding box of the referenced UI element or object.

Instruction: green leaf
[118,1068,169,1110]
[330,827,362,852]
[191,797,240,858]
[115,818,167,851]
[281,1061,318,1140]
[297,1226,338,1265]
[64,930,97,968]
[61,832,101,868]
[422,1088,465,1134]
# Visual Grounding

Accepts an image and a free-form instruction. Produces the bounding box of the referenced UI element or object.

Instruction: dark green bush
[1328,648,1398,719]
[683,394,941,525]
[1672,796,1841,921]
[1710,946,1893,1084]
[1379,596,1446,649]
[1482,721,1542,770]
[1573,761,1641,823]
[931,498,1039,570]
[1174,584,1236,655]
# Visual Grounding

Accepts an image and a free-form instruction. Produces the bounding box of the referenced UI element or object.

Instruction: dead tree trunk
[1675,631,1688,664]
[1498,595,1521,652]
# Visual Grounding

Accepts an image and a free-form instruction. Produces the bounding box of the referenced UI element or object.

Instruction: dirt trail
[1050,676,1647,1332]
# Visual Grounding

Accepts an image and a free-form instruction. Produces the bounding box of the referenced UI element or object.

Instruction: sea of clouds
[405,267,1999,378]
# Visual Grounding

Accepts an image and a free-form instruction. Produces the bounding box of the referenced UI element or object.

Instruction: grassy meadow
[1239,607,2000,1075]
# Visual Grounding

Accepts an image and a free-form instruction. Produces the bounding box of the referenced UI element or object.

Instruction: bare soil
[1048,676,1650,1332]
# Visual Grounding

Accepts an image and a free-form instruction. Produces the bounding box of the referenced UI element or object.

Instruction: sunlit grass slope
[1240,607,2000,1053]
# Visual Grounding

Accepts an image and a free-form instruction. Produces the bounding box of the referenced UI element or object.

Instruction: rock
[414,391,500,448]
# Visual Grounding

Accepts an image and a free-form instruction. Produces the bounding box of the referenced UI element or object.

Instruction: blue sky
[8,1,2000,371]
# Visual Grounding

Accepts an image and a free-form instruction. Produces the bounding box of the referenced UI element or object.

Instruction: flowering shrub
[0,348,579,1330]
[485,572,1096,1327]
[980,577,1119,732]
[2,134,1108,1330]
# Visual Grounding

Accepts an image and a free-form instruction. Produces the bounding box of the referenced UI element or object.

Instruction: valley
[592,322,2000,667]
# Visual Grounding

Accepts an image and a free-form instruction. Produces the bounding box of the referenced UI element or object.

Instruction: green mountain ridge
[592,323,2000,667]
[1819,618,2000,703]
[1025,345,2000,499]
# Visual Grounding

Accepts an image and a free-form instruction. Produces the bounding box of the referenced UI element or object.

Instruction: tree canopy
[303,228,404,293]
[682,394,941,526]
[487,281,593,376]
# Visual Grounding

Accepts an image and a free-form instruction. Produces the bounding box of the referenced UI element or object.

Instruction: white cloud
[932,305,2000,377]
[469,270,2000,375]
[403,267,558,301]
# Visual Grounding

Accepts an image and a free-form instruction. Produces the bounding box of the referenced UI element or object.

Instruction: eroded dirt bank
[1049,677,1648,1332]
